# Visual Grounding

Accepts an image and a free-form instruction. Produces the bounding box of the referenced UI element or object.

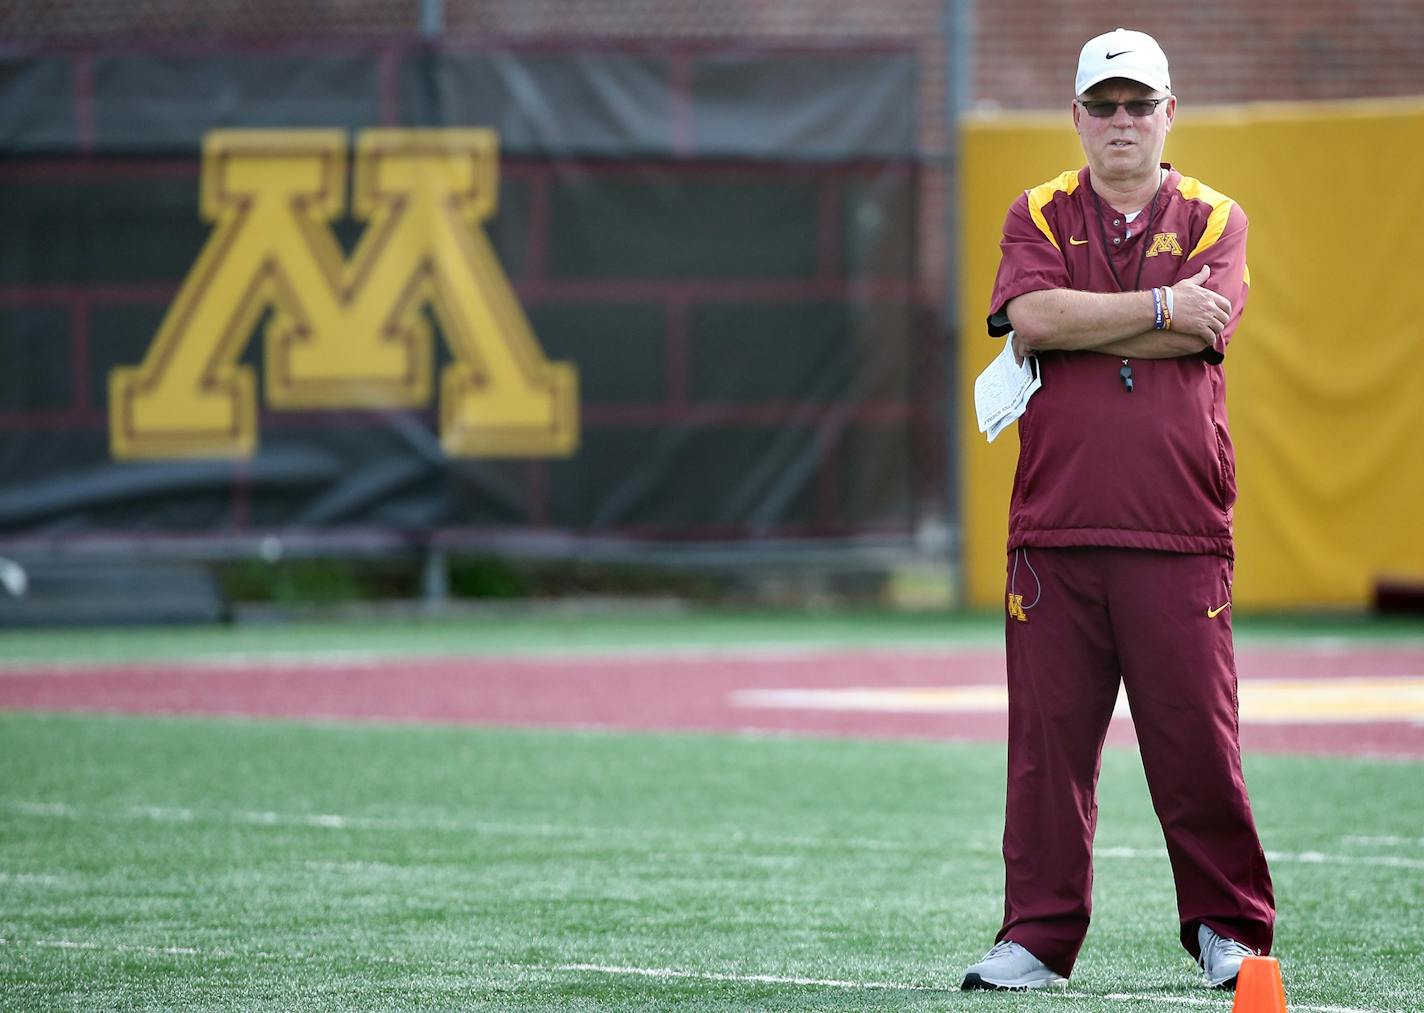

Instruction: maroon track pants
[997,547,1275,978]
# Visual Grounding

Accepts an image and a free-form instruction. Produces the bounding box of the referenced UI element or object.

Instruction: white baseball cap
[1075,28,1171,96]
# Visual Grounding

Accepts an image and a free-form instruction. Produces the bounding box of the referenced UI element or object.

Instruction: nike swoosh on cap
[1105,50,1132,59]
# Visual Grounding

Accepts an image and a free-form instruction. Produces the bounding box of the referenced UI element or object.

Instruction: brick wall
[8,1,1423,109]
[975,0,1424,108]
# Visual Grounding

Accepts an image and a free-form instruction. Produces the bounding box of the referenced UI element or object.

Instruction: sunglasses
[1077,97,1168,118]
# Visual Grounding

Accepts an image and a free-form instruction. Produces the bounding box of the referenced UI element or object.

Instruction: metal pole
[419,0,445,38]
[422,547,449,612]
[942,0,973,606]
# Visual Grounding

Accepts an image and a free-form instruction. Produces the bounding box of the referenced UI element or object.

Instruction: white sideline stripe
[553,964,1375,1013]
[9,800,1424,870]
[731,676,1424,724]
[0,935,297,964]
[1342,834,1424,848]
[0,938,1379,1012]
[555,962,935,991]
[12,800,75,817]
[3,937,201,957]
[1102,995,1371,1013]
[0,872,63,885]
[1098,997,1219,1008]
[1096,845,1424,871]
[1268,850,1424,870]
[2,799,920,852]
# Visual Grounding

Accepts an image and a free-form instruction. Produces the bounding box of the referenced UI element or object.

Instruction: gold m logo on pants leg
[109,129,578,460]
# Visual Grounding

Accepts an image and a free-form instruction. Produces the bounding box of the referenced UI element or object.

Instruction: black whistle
[1120,362,1134,393]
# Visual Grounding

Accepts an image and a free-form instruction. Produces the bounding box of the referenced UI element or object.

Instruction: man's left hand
[1012,331,1034,365]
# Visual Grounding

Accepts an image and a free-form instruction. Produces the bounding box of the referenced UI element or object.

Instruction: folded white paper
[974,332,1041,443]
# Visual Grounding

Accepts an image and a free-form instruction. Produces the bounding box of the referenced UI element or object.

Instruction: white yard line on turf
[555,962,936,991]
[0,872,63,885]
[1342,834,1424,848]
[1,799,924,852]
[0,937,200,957]
[552,964,1377,1013]
[1095,845,1424,871]
[1101,995,1373,1013]
[9,799,1424,871]
[0,935,465,968]
[0,937,1384,1012]
[10,800,75,816]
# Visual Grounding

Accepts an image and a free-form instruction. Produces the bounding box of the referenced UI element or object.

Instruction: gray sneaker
[961,941,1068,991]
[1197,923,1257,989]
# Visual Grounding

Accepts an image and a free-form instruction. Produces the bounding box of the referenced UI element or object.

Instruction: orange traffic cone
[1232,955,1288,1013]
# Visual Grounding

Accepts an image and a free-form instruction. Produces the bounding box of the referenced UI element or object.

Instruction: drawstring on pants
[1010,549,1042,611]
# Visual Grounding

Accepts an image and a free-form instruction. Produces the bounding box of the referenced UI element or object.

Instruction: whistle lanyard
[1090,169,1164,393]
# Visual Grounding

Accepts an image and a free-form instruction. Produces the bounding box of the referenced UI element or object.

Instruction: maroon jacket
[988,164,1250,557]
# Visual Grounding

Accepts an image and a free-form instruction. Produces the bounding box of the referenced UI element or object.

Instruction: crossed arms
[1006,264,1231,363]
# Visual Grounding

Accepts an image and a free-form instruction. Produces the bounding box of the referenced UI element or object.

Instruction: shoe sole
[961,973,1068,991]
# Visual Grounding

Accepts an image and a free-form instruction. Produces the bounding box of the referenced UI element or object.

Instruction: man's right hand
[1172,265,1232,345]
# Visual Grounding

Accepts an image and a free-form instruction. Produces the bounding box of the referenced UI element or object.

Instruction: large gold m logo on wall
[109,129,578,459]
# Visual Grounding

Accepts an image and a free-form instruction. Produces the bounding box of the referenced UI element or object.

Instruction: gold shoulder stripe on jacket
[1176,175,1238,261]
[1025,170,1080,252]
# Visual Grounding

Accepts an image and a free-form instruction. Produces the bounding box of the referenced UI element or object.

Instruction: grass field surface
[2,611,1423,1011]
[3,609,1423,666]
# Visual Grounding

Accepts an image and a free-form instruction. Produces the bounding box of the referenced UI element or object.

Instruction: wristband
[1152,287,1165,331]
[1162,285,1174,330]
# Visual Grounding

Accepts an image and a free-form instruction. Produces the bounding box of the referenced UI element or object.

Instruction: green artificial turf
[1,713,1420,1012]
[2,608,1422,667]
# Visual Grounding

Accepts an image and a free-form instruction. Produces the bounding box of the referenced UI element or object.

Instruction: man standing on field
[960,28,1276,992]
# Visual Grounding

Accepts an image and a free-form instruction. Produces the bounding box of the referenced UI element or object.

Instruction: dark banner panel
[0,41,940,555]
[0,45,919,159]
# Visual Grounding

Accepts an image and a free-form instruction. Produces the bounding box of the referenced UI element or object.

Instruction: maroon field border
[1,644,1422,759]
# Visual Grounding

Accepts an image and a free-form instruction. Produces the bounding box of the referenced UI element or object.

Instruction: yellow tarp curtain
[959,98,1424,609]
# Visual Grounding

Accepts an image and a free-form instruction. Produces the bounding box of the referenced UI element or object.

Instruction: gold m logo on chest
[109,129,578,460]
[1145,232,1184,257]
